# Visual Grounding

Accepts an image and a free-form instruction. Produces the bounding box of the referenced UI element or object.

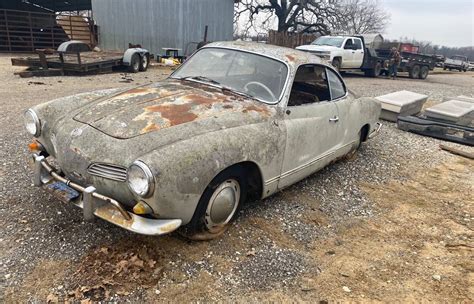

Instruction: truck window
[344,39,354,49]
[326,69,346,100]
[288,64,331,106]
[354,39,363,50]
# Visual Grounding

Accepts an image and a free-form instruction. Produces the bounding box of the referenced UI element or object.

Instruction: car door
[342,38,355,68]
[278,64,339,189]
[326,67,358,156]
[353,38,365,68]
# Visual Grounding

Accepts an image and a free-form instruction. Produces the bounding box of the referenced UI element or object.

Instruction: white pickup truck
[297,35,436,79]
[296,36,366,71]
[444,55,469,72]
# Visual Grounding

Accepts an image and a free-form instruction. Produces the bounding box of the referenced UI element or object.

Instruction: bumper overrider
[32,154,182,236]
[368,122,382,139]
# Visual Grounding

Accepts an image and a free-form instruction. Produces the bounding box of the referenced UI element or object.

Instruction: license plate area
[44,181,80,203]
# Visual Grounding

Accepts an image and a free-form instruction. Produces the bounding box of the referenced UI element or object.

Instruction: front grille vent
[88,163,127,182]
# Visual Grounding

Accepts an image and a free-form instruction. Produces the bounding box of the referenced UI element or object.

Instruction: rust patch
[243,104,271,116]
[223,104,233,109]
[183,93,229,105]
[117,87,152,96]
[146,103,198,127]
[286,54,295,62]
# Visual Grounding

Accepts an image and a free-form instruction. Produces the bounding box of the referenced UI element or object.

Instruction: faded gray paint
[91,0,234,54]
[27,42,381,235]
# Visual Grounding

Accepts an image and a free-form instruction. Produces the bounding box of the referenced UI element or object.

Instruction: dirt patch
[298,159,473,302]
[4,260,69,303]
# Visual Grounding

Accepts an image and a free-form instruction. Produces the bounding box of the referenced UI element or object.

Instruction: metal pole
[4,10,12,52]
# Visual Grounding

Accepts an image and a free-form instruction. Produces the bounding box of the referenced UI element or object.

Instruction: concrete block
[425,100,474,125]
[444,95,474,103]
[376,90,428,122]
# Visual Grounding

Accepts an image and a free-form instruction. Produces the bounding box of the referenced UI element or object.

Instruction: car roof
[203,41,324,69]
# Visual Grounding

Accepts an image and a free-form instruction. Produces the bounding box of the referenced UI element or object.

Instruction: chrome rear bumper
[32,154,182,236]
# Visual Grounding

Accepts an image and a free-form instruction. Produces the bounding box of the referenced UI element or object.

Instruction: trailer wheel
[409,65,420,79]
[128,53,140,73]
[419,66,429,79]
[332,58,341,72]
[139,53,150,71]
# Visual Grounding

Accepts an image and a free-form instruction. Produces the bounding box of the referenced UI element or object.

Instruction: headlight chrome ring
[25,109,41,137]
[127,160,155,198]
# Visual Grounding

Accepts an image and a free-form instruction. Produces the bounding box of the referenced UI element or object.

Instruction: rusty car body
[25,41,381,239]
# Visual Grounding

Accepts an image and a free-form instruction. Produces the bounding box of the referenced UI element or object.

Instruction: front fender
[137,121,285,225]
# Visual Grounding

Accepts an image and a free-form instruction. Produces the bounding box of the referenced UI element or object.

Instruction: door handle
[329,116,339,122]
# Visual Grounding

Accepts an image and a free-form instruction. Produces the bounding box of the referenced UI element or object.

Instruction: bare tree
[234,0,343,36]
[331,0,390,34]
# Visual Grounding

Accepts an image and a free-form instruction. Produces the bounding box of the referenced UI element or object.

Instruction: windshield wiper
[177,76,222,86]
[175,76,257,100]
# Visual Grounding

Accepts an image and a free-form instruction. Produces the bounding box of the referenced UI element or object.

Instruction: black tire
[443,66,447,70]
[419,65,429,79]
[332,58,341,72]
[409,65,420,79]
[366,62,382,77]
[139,53,150,71]
[128,53,140,73]
[182,166,248,241]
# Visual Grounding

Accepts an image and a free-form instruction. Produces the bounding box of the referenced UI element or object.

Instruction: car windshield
[312,37,345,47]
[171,48,288,103]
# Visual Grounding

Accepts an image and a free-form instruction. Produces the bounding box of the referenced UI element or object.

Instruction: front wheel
[409,65,420,79]
[183,167,247,241]
[128,53,140,73]
[332,58,341,72]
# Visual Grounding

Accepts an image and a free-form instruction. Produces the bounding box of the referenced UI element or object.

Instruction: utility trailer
[376,42,436,79]
[11,41,151,77]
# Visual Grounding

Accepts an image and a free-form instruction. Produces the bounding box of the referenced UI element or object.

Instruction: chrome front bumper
[32,154,182,236]
[368,122,383,139]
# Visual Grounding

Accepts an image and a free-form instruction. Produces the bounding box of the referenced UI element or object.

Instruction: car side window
[288,64,331,106]
[344,39,354,49]
[354,39,363,50]
[326,69,346,100]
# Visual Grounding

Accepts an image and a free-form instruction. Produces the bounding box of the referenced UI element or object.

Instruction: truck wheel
[332,58,341,72]
[139,53,150,71]
[182,166,248,241]
[409,65,420,79]
[419,66,429,79]
[128,53,140,73]
[370,62,382,77]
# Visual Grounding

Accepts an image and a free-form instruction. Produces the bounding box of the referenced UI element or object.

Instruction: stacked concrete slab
[375,90,428,122]
[426,97,474,126]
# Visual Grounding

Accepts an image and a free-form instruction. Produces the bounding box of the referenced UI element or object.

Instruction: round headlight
[127,161,154,197]
[24,109,41,137]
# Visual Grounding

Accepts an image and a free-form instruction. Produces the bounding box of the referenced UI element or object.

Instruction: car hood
[73,80,274,139]
[296,45,339,52]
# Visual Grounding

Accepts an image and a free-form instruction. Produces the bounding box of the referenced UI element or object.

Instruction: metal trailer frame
[397,115,474,146]
[11,45,151,77]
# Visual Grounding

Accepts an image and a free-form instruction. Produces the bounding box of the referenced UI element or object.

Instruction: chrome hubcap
[205,179,240,230]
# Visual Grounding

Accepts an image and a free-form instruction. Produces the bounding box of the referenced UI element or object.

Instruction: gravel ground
[0,54,472,302]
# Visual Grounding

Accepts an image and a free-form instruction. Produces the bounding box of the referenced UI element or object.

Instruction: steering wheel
[244,82,276,101]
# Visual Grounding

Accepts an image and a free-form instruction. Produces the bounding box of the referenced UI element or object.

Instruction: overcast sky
[382,0,473,47]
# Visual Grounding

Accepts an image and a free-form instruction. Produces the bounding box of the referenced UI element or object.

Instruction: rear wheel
[139,53,150,71]
[128,53,140,73]
[409,65,420,78]
[365,62,382,77]
[183,167,248,241]
[419,65,429,79]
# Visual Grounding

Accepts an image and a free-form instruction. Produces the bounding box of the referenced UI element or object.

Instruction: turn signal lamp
[133,201,153,215]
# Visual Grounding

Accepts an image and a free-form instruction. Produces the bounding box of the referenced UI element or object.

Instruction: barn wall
[91,0,234,55]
